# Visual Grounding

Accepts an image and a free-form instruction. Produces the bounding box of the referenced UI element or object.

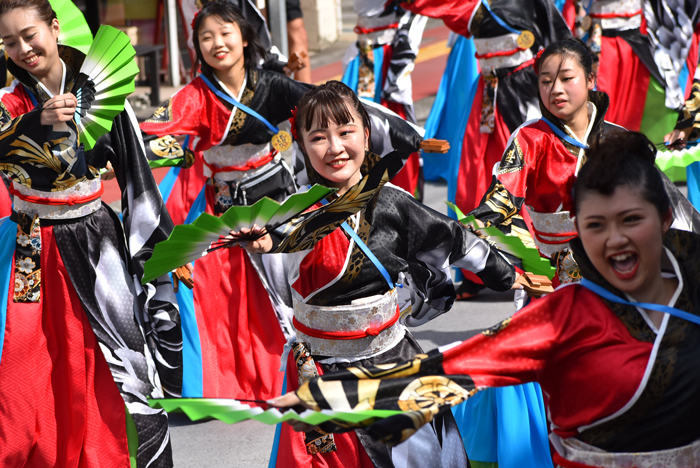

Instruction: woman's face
[198,16,246,73]
[0,8,60,80]
[301,105,369,192]
[577,185,672,298]
[538,55,594,124]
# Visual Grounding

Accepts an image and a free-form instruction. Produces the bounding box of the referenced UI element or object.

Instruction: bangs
[300,92,355,132]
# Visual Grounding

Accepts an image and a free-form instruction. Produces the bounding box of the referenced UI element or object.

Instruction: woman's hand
[268,392,315,432]
[664,127,693,148]
[40,93,77,126]
[511,273,524,290]
[229,226,273,254]
[100,161,116,180]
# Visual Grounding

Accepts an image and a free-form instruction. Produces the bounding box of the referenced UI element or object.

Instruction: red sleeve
[0,81,36,121]
[494,126,539,202]
[400,0,479,37]
[140,78,230,152]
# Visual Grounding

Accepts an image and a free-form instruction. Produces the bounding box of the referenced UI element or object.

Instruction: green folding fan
[655,144,700,182]
[447,202,556,279]
[142,185,335,284]
[51,0,93,55]
[149,398,402,427]
[70,25,139,150]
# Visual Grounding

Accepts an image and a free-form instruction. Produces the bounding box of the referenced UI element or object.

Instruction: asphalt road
[168,176,517,467]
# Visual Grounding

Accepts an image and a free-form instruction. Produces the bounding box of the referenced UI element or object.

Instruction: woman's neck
[333,172,363,197]
[36,59,64,96]
[563,103,591,142]
[213,63,246,96]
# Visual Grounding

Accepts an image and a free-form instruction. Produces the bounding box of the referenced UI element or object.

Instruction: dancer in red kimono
[0,1,182,466]
[397,0,570,214]
[275,129,700,468]
[240,80,518,468]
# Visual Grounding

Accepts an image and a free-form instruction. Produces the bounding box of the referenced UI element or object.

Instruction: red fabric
[0,183,11,219]
[497,120,579,214]
[455,76,512,214]
[442,284,651,437]
[293,305,400,340]
[164,152,207,226]
[399,0,478,37]
[9,183,103,206]
[292,227,350,299]
[0,81,36,117]
[596,36,649,132]
[275,352,375,468]
[0,226,130,467]
[685,29,700,98]
[140,77,233,153]
[562,0,577,31]
[192,187,286,400]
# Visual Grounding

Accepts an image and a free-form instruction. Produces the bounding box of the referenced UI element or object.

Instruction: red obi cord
[204,150,276,175]
[10,183,104,206]
[589,9,642,18]
[531,227,578,245]
[354,23,399,35]
[475,46,527,60]
[293,305,401,340]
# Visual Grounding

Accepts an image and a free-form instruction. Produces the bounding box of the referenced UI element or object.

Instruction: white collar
[30,59,67,98]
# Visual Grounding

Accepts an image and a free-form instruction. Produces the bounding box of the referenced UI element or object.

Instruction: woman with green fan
[0,0,181,466]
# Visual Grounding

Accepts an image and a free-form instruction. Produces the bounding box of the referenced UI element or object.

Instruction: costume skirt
[271,333,468,468]
[0,206,172,467]
[175,184,290,400]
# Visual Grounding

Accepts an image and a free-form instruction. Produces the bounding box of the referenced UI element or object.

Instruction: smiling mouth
[608,252,639,279]
[24,54,39,65]
[214,51,227,59]
[328,159,348,168]
[552,99,567,106]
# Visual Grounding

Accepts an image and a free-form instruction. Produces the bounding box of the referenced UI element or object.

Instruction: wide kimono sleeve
[469,126,536,227]
[295,288,573,445]
[388,190,516,325]
[88,102,183,397]
[398,0,478,37]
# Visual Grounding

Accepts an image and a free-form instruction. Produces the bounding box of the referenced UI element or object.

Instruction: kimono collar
[199,67,258,109]
[7,45,84,104]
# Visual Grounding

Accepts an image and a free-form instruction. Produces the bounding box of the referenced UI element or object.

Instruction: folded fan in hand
[447,202,556,279]
[52,0,93,55]
[142,185,334,284]
[149,398,401,427]
[70,25,139,150]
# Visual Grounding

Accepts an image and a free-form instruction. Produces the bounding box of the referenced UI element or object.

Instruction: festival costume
[269,150,517,466]
[0,47,181,467]
[560,0,700,149]
[342,0,427,198]
[400,0,570,213]
[294,227,700,468]
[141,68,308,401]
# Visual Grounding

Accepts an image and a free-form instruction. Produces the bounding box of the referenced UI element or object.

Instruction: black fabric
[286,0,303,21]
[202,68,312,145]
[320,334,469,468]
[570,229,700,452]
[52,205,173,467]
[307,186,515,308]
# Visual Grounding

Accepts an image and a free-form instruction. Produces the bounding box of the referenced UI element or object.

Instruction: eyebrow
[539,68,574,76]
[2,26,36,40]
[308,122,357,134]
[582,208,644,220]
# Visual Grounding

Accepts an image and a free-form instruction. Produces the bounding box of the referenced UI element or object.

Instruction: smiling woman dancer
[274,129,700,468]
[0,0,182,466]
[238,80,519,467]
[141,1,311,402]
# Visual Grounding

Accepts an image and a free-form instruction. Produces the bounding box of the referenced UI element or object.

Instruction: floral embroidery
[14,213,41,302]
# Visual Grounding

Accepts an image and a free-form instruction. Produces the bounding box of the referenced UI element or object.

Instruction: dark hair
[535,37,594,79]
[0,0,56,26]
[574,130,670,218]
[192,1,265,77]
[294,80,372,186]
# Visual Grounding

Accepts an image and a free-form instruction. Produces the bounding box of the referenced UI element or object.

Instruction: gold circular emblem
[397,376,468,412]
[517,30,535,50]
[580,15,592,31]
[271,130,292,152]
